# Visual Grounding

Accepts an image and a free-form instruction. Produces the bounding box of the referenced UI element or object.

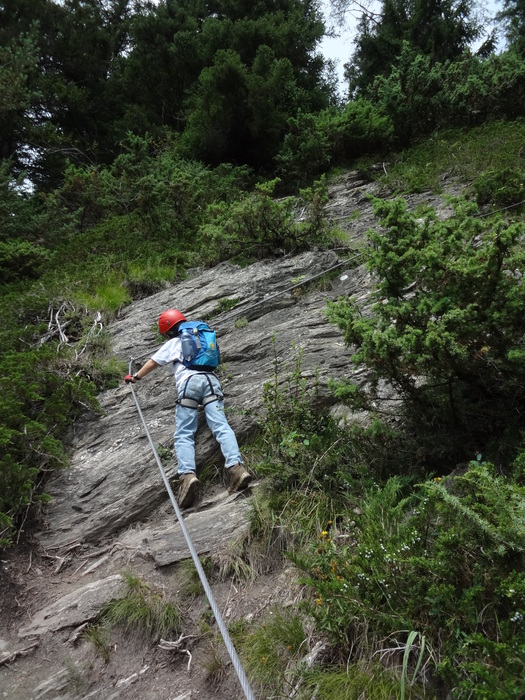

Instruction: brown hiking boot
[227,464,252,493]
[178,473,200,508]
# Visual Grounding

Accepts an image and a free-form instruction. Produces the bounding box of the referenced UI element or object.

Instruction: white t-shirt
[150,337,200,392]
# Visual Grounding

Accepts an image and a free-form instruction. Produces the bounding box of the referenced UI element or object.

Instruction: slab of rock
[36,250,372,551]
[18,574,127,638]
[35,173,463,552]
[31,668,71,700]
[116,490,253,567]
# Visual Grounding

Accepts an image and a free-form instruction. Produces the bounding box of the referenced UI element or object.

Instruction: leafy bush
[275,100,393,185]
[0,160,76,252]
[59,134,252,236]
[293,464,525,697]
[198,179,296,262]
[372,47,525,144]
[473,166,525,209]
[0,345,99,546]
[248,342,525,697]
[197,178,334,263]
[328,195,525,467]
[0,239,49,283]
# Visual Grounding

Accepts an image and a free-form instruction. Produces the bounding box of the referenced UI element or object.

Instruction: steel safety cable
[129,251,363,365]
[213,251,363,328]
[127,364,256,700]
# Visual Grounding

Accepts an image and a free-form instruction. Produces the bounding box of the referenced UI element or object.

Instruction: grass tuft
[100,571,181,640]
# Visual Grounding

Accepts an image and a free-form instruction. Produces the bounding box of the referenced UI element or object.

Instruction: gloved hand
[124,373,138,384]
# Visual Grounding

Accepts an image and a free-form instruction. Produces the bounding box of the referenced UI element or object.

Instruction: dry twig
[0,642,39,667]
[158,634,194,672]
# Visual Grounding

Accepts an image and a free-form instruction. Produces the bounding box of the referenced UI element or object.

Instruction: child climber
[125,309,252,508]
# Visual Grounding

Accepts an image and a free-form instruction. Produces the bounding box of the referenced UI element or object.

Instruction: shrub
[275,100,393,185]
[0,345,99,546]
[0,239,49,283]
[197,178,333,263]
[59,134,252,238]
[371,48,525,143]
[328,195,525,467]
[293,464,525,697]
[473,166,525,209]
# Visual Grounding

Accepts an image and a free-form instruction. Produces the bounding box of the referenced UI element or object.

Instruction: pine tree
[498,0,525,53]
[347,0,483,95]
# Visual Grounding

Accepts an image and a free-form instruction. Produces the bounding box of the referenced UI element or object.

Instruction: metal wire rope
[213,251,363,329]
[126,367,256,700]
[130,252,363,365]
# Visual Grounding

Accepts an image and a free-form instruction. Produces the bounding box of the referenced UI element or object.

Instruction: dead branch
[75,311,103,359]
[158,635,194,672]
[0,642,39,667]
[80,554,110,577]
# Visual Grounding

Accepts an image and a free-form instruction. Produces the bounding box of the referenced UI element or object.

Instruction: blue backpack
[178,321,221,371]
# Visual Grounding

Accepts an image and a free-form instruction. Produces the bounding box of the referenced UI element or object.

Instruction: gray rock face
[36,170,464,553]
[18,574,127,638]
[114,489,254,567]
[37,249,370,550]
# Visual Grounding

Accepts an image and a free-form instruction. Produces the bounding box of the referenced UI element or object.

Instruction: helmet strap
[165,324,180,339]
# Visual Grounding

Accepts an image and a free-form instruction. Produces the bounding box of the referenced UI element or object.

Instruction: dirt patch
[0,517,300,700]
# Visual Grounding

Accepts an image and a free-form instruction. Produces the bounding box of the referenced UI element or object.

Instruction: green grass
[177,557,214,597]
[82,624,112,662]
[231,608,307,695]
[379,119,525,193]
[302,664,426,700]
[100,571,182,640]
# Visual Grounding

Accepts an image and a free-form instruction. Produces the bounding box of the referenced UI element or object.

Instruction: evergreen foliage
[370,47,525,143]
[0,0,524,693]
[275,100,394,184]
[328,196,525,466]
[348,0,485,95]
[0,0,330,183]
[498,0,525,53]
[0,345,99,546]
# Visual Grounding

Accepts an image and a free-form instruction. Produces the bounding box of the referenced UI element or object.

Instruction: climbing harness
[127,359,256,700]
[177,372,220,409]
[177,394,219,409]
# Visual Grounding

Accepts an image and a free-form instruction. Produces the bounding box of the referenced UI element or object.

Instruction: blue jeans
[174,373,243,475]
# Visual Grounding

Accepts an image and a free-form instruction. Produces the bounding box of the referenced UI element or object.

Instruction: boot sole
[179,478,200,508]
[229,473,253,493]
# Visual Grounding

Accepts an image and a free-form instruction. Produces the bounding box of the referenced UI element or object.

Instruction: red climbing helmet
[158,309,187,336]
